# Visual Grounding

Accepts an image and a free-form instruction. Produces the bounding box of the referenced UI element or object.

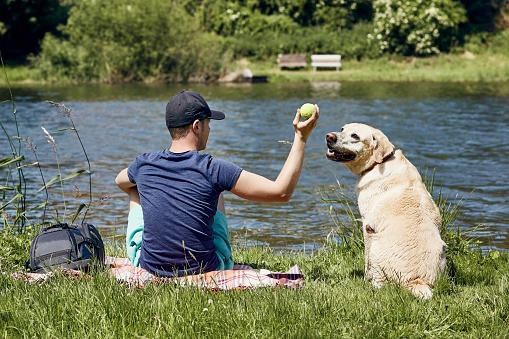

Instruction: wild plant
[423,168,484,254]
[320,167,479,255]
[318,179,364,251]
[1,54,28,231]
[43,100,93,224]
[1,54,93,234]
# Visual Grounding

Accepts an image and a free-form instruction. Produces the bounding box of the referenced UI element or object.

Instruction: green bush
[226,23,380,61]
[36,34,99,82]
[371,0,468,56]
[200,0,378,61]
[489,29,509,54]
[201,1,300,37]
[200,0,373,34]
[338,22,382,60]
[456,29,509,55]
[313,0,374,30]
[224,28,330,60]
[34,0,230,83]
[459,32,490,54]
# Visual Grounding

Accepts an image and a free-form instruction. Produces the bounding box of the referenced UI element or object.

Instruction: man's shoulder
[135,150,168,160]
[204,153,236,166]
[129,150,166,170]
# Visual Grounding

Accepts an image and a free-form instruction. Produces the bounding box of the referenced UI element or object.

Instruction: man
[116,90,319,277]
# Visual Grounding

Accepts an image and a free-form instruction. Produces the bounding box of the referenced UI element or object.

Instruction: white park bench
[311,54,342,71]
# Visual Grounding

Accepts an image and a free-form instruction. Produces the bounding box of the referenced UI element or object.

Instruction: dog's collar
[361,151,395,176]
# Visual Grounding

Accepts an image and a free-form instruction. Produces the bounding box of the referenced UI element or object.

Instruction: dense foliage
[34,0,231,82]
[0,0,69,62]
[371,0,467,55]
[0,0,508,81]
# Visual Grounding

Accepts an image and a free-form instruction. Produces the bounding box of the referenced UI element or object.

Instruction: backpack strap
[43,223,69,232]
[80,223,92,240]
[79,223,106,267]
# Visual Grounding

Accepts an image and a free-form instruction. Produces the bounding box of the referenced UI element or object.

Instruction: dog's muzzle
[326,132,356,162]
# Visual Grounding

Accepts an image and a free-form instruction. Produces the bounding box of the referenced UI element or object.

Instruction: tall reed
[1,58,93,232]
[1,52,27,231]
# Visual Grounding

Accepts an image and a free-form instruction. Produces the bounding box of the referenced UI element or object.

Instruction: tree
[370,0,467,55]
[0,0,69,62]
[36,0,230,82]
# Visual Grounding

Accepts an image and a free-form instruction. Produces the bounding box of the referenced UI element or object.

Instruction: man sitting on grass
[115,91,319,277]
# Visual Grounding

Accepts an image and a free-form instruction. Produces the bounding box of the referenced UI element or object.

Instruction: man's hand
[294,104,320,142]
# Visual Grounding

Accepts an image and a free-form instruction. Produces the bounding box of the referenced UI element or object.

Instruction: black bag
[26,223,105,273]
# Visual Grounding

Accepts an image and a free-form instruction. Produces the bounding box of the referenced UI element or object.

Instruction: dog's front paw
[408,283,433,299]
[371,280,383,289]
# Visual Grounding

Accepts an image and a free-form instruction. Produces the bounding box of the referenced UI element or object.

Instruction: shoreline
[2,54,509,85]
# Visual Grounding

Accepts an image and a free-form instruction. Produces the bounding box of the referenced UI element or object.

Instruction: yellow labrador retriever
[325,123,446,299]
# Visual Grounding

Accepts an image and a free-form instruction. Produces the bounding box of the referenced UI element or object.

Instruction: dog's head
[326,123,394,175]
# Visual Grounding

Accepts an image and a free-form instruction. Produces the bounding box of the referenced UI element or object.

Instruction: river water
[1,82,508,251]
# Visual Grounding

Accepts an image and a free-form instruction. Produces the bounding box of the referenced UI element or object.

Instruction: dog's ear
[372,129,395,163]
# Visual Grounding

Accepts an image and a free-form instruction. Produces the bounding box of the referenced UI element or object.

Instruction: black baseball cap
[165,91,225,128]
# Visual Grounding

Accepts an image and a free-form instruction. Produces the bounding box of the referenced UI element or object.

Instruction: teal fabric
[212,210,234,270]
[126,205,144,267]
[126,206,234,270]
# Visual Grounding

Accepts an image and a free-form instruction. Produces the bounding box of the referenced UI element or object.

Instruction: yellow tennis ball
[300,103,314,120]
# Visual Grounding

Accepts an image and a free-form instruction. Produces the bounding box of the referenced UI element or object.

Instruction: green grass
[0,64,43,84]
[1,242,509,338]
[246,53,509,83]
[3,164,507,338]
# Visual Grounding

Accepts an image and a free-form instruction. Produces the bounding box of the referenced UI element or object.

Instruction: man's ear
[191,119,201,133]
[372,129,394,163]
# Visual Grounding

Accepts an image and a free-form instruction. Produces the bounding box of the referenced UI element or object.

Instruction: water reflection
[1,82,508,251]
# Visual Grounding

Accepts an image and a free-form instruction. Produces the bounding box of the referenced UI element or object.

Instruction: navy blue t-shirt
[127,150,243,277]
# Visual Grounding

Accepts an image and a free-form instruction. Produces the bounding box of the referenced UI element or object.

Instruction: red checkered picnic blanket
[12,256,304,290]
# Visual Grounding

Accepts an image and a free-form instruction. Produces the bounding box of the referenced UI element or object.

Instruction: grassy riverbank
[2,240,509,338]
[247,53,509,83]
[2,53,509,85]
[1,171,508,338]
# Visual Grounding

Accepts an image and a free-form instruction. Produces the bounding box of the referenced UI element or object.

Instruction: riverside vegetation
[1,72,509,337]
[1,0,509,84]
[5,51,509,84]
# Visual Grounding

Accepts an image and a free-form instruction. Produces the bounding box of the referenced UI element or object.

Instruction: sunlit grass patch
[246,52,509,83]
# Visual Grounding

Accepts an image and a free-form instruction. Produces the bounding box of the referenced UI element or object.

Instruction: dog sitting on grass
[325,123,446,299]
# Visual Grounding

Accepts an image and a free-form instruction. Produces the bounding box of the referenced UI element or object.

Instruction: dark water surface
[1,82,508,251]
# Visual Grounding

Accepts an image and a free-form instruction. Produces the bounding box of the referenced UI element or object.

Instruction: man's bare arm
[230,105,319,202]
[115,168,136,195]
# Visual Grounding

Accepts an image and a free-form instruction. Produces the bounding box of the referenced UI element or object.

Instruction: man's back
[128,149,242,276]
